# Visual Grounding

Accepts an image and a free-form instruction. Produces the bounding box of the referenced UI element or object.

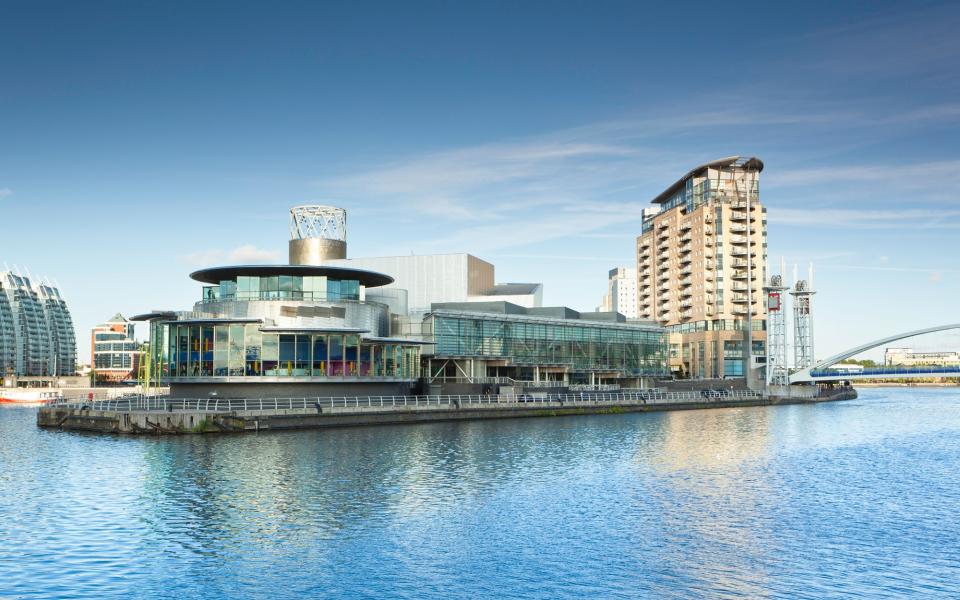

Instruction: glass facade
[202,276,361,303]
[667,319,766,334]
[429,313,667,376]
[151,322,420,380]
[722,340,765,377]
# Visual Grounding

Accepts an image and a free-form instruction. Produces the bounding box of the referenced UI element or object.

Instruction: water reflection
[2,388,959,598]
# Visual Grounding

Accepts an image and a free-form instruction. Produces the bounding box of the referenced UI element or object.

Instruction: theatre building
[134,207,424,398]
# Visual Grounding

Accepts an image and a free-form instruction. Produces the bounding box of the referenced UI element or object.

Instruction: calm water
[2,388,960,599]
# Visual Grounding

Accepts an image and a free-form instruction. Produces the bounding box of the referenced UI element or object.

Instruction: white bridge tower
[791,264,816,370]
[764,272,789,387]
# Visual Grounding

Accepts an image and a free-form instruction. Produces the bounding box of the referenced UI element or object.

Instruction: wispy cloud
[323,138,653,221]
[489,253,632,263]
[767,160,960,188]
[818,264,960,275]
[796,3,960,77]
[315,88,960,251]
[0,188,12,199]
[769,208,960,229]
[179,245,281,266]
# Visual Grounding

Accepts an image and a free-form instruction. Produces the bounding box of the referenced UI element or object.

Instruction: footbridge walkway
[790,323,960,384]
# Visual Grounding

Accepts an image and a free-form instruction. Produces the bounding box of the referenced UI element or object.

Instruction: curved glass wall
[202,276,361,302]
[151,322,420,380]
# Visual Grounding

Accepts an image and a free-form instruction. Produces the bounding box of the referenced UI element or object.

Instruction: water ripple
[1,388,959,598]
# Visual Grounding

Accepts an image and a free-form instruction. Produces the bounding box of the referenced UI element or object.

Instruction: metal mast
[791,264,816,370]
[763,271,789,387]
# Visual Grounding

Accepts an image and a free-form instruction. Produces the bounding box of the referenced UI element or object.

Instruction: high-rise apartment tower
[635,156,767,380]
[599,267,638,320]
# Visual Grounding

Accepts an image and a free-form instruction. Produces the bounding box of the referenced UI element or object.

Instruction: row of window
[666,319,767,333]
[202,276,362,303]
[94,342,140,352]
[150,322,420,379]
[94,354,134,369]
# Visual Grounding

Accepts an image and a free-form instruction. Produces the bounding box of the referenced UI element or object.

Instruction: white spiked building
[0,270,77,377]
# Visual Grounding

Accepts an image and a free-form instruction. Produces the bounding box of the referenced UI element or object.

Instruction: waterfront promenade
[37,388,855,434]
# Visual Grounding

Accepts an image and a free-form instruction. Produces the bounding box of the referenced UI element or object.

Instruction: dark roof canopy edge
[189,264,394,288]
[651,155,763,205]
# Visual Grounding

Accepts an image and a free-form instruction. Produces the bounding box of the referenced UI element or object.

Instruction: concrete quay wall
[36,393,853,435]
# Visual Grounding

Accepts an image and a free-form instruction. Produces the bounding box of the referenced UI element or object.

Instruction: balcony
[679,254,692,265]
[638,238,651,250]
[680,288,693,299]
[680,221,692,231]
[731,282,756,292]
[732,259,753,269]
[658,220,670,230]
[730,246,757,257]
[732,270,748,280]
[680,233,692,243]
[732,294,749,303]
[680,310,693,320]
[680,275,692,285]
[730,235,748,245]
[730,212,760,224]
[732,306,748,315]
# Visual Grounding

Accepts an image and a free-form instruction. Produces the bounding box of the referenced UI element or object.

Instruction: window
[313,335,327,376]
[328,335,344,376]
[245,325,261,376]
[279,334,295,375]
[227,325,244,376]
[262,334,279,375]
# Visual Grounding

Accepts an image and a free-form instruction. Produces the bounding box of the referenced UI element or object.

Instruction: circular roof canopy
[189,264,394,288]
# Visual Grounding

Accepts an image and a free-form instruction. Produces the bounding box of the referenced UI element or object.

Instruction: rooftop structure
[325,253,542,312]
[288,205,348,265]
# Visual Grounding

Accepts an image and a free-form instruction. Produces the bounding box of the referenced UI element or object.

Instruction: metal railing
[810,365,960,378]
[50,389,765,413]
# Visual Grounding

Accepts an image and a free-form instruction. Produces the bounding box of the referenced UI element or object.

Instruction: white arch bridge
[789,323,960,384]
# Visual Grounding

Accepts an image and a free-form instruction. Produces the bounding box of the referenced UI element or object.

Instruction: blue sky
[2,0,958,363]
